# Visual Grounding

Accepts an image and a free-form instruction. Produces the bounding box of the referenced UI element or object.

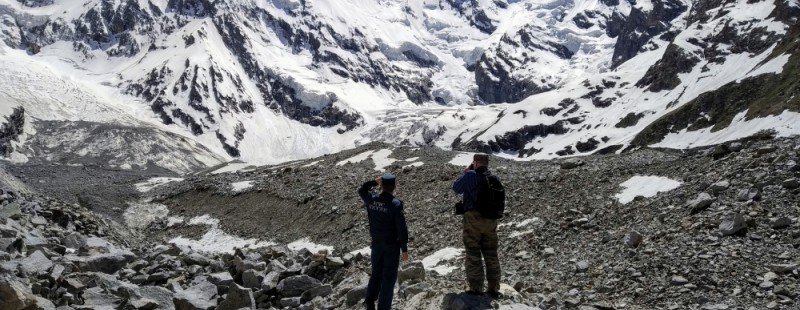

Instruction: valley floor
[0,135,799,309]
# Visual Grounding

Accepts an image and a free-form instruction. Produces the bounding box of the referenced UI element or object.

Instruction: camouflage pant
[463,211,501,292]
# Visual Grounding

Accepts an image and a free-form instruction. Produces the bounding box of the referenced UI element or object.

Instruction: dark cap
[473,153,489,164]
[381,173,396,187]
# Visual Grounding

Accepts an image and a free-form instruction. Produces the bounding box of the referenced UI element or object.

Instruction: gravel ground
[2,135,799,309]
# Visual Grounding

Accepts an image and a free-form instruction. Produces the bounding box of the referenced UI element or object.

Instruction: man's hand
[401,252,409,263]
[464,162,475,173]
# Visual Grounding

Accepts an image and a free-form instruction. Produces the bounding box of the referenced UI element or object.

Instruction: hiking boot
[364,302,376,310]
[487,291,503,299]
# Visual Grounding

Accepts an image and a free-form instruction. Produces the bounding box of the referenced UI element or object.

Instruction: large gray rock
[173,281,217,310]
[623,231,643,248]
[719,214,746,236]
[241,269,263,289]
[261,271,281,291]
[783,178,800,190]
[207,272,234,287]
[687,193,715,214]
[345,285,367,307]
[768,264,798,274]
[277,275,322,297]
[670,275,689,286]
[34,296,56,310]
[280,297,302,308]
[0,203,22,220]
[61,232,87,249]
[561,158,585,170]
[131,286,174,310]
[217,283,255,310]
[400,282,431,299]
[300,284,332,303]
[19,250,53,276]
[79,287,122,310]
[398,261,425,284]
[0,275,37,310]
[183,253,213,267]
[737,188,760,202]
[265,260,287,274]
[770,217,792,229]
[708,180,730,195]
[65,252,136,274]
[441,292,492,310]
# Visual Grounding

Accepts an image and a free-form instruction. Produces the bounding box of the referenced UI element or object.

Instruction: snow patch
[166,216,185,227]
[170,214,275,254]
[336,149,397,171]
[652,110,800,149]
[134,177,184,193]
[287,238,334,254]
[422,247,464,275]
[337,150,376,166]
[349,246,371,257]
[123,201,169,229]
[212,162,258,174]
[302,160,323,167]
[231,180,255,193]
[499,304,540,310]
[403,161,424,168]
[742,54,791,80]
[615,176,682,204]
[449,152,475,166]
[499,217,540,229]
[510,229,535,238]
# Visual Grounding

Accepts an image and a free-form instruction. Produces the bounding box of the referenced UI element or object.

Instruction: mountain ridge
[0,0,798,172]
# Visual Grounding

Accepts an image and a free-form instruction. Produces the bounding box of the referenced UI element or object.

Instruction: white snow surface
[170,215,275,254]
[422,247,464,275]
[134,177,185,193]
[652,111,800,149]
[349,246,372,257]
[0,0,796,170]
[449,153,476,167]
[337,149,397,171]
[230,180,255,193]
[499,304,540,310]
[615,176,683,204]
[123,201,169,229]
[287,238,335,254]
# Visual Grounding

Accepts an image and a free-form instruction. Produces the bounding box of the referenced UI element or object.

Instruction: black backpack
[475,171,505,219]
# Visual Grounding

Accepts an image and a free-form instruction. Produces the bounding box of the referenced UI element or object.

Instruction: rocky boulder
[173,281,217,310]
[217,283,255,310]
[719,214,746,236]
[441,292,493,310]
[276,275,322,297]
[0,275,37,310]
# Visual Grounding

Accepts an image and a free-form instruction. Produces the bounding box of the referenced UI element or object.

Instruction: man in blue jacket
[358,173,409,310]
[453,154,502,298]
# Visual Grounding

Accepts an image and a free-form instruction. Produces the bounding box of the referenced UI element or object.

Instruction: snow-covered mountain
[0,0,798,172]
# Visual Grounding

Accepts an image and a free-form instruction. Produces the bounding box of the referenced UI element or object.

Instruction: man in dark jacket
[358,173,409,310]
[452,154,502,298]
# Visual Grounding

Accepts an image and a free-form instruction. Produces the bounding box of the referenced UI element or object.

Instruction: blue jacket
[358,181,409,252]
[452,166,490,211]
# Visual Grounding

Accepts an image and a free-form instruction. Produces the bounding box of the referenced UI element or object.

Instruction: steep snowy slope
[0,0,798,168]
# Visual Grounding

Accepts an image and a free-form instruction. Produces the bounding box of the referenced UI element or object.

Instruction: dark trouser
[463,210,501,293]
[365,241,400,310]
